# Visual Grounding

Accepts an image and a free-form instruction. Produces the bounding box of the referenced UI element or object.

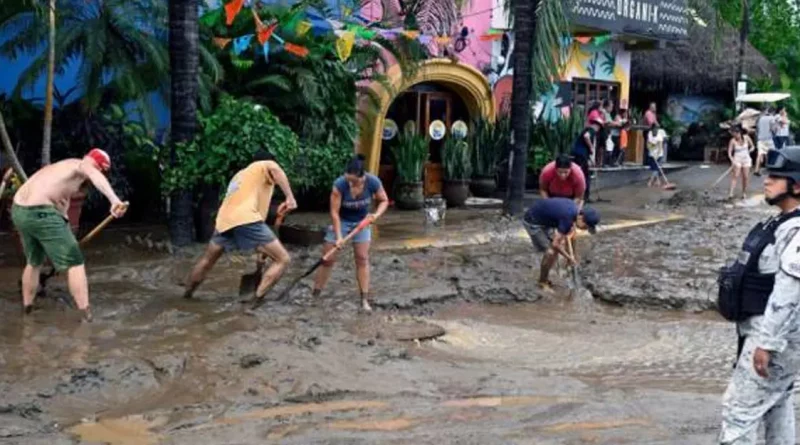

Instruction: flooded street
[0,164,787,444]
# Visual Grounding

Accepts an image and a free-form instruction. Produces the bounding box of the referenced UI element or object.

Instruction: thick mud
[0,164,778,443]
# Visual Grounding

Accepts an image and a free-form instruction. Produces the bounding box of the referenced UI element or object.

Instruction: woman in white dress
[727,125,755,200]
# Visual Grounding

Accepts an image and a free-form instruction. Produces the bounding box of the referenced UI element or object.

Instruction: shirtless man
[11,148,127,321]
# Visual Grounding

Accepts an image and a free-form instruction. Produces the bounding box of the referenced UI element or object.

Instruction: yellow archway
[358,58,495,174]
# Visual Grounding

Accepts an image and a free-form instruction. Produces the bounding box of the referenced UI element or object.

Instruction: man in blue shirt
[523,197,600,290]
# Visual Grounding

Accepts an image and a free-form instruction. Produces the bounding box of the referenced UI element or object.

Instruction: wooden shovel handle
[323,217,372,261]
[79,201,129,246]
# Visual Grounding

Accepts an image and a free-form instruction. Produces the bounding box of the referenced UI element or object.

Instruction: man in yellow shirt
[183,150,297,303]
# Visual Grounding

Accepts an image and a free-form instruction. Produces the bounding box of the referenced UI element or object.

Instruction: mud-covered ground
[0,164,788,444]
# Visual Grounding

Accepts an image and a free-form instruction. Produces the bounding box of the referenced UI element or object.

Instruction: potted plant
[470,115,508,197]
[442,137,472,207]
[390,131,428,210]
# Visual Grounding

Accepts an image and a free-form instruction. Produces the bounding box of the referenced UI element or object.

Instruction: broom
[655,161,677,191]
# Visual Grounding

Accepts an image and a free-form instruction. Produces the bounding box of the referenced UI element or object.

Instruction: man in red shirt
[539,154,586,209]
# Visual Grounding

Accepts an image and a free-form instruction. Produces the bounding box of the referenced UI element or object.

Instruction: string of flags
[205,0,616,65]
[203,0,519,64]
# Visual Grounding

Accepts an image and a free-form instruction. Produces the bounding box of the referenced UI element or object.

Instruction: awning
[736,92,791,103]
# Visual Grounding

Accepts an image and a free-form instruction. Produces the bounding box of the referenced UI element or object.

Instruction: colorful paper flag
[335,31,355,61]
[213,37,232,49]
[271,33,285,45]
[296,20,312,36]
[435,36,451,45]
[592,35,611,46]
[402,30,420,39]
[263,41,269,63]
[224,0,245,26]
[479,33,503,41]
[233,34,253,55]
[574,36,592,44]
[258,22,277,45]
[284,42,309,58]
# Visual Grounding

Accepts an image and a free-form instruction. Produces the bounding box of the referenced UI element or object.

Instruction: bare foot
[537,280,555,293]
[80,306,93,323]
[361,298,372,312]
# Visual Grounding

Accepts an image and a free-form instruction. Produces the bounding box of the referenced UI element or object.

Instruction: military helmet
[765,147,800,183]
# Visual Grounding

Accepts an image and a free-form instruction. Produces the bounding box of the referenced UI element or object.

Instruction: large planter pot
[442,179,470,208]
[469,176,497,198]
[394,181,424,210]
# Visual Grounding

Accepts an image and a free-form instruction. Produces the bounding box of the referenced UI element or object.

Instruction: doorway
[381,82,470,197]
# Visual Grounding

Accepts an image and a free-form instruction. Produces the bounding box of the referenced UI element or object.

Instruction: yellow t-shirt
[215,161,276,233]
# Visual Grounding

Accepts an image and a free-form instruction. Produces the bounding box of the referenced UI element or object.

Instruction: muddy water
[0,173,768,443]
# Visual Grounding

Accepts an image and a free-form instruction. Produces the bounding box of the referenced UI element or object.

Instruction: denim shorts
[522,218,553,253]
[324,220,372,244]
[211,222,276,252]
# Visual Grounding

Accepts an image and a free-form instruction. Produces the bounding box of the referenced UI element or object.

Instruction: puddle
[328,417,415,431]
[219,400,389,425]
[441,395,575,408]
[68,415,166,445]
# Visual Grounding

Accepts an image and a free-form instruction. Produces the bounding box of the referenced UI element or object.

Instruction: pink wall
[359,0,495,72]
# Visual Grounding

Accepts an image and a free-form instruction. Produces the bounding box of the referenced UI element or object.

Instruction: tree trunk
[504,0,536,216]
[41,0,55,166]
[0,111,28,181]
[736,0,749,85]
[168,0,199,247]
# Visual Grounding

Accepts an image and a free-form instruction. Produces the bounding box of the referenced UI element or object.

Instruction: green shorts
[11,204,84,271]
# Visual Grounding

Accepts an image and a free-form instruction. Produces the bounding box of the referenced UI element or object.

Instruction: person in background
[601,100,624,166]
[644,102,660,127]
[586,102,604,128]
[774,106,791,150]
[539,153,586,210]
[646,124,666,188]
[614,109,630,166]
[754,107,776,175]
[727,125,756,201]
[571,118,602,202]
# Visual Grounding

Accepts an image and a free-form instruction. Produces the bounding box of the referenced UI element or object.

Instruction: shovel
[0,168,13,198]
[250,216,373,310]
[38,202,129,293]
[566,236,582,289]
[238,212,286,296]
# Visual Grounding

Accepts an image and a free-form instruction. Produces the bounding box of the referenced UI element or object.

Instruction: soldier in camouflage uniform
[720,147,800,444]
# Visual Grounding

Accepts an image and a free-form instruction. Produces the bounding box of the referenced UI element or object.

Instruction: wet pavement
[0,163,793,444]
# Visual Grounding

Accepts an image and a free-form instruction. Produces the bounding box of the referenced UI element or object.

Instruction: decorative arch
[358,58,495,174]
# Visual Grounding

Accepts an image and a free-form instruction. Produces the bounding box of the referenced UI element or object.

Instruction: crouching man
[522,197,599,291]
[183,149,297,306]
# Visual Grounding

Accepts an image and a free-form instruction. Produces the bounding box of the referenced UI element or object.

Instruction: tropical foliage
[391,131,428,182]
[470,115,509,178]
[442,137,472,180]
[158,95,300,195]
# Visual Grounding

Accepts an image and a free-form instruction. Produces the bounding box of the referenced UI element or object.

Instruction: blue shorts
[211,222,276,252]
[324,220,372,244]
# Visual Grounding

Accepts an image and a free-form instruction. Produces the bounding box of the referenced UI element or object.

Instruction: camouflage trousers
[719,335,799,444]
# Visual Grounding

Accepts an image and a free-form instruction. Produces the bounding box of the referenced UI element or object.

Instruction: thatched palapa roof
[630,5,778,96]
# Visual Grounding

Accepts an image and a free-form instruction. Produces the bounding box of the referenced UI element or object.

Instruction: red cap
[86,148,111,171]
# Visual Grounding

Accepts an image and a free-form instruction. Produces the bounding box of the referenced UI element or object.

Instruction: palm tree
[0,0,41,178]
[41,0,55,165]
[168,0,200,247]
[504,0,568,215]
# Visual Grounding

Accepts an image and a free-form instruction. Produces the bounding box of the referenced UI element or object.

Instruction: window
[571,78,621,111]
